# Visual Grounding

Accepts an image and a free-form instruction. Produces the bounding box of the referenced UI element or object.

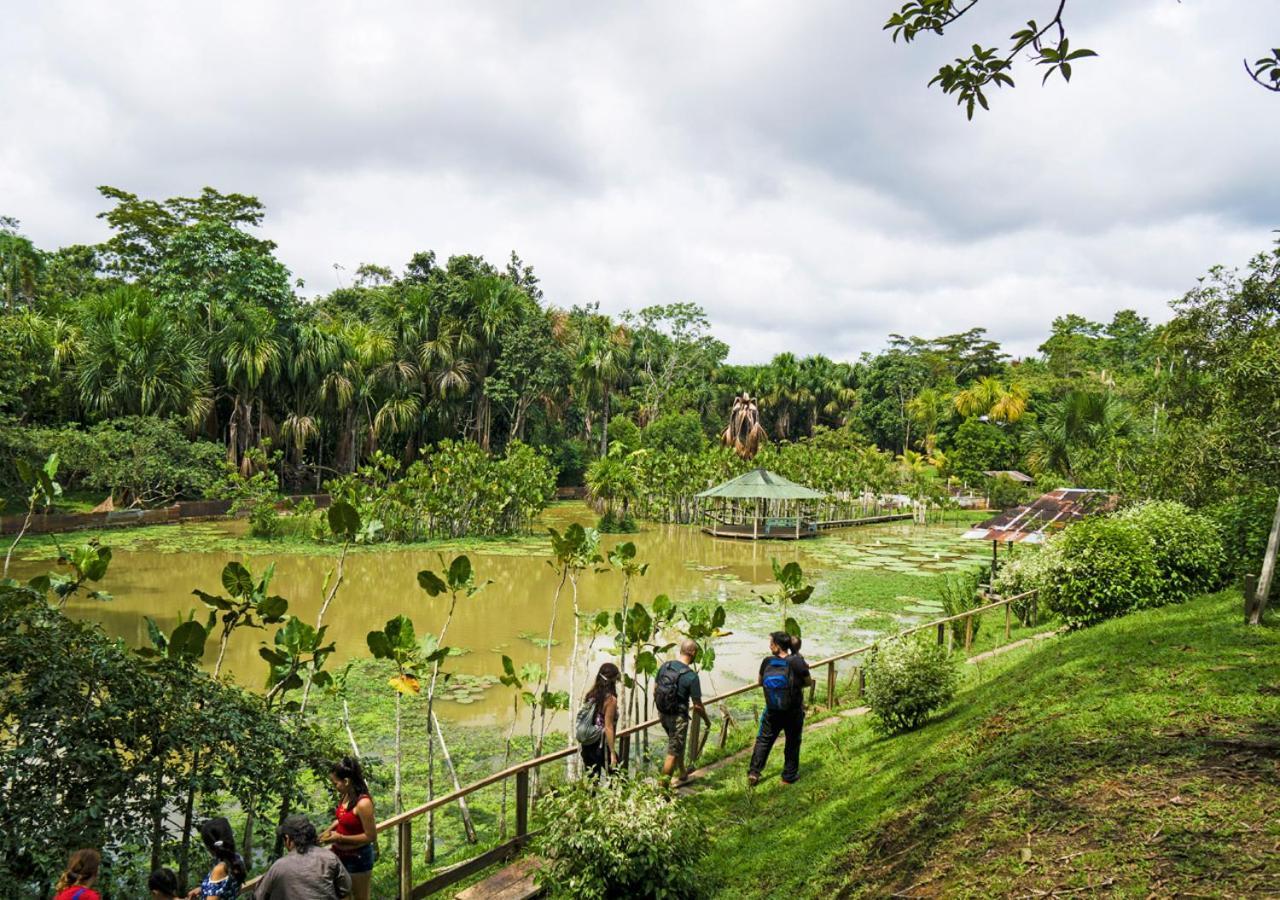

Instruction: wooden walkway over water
[701,510,912,540]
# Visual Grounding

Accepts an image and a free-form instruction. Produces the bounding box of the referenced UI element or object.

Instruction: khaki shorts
[660,711,690,760]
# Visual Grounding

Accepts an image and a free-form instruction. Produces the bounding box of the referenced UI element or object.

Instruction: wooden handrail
[240,589,1036,895]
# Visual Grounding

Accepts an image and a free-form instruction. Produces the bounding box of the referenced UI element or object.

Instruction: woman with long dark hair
[578,662,620,777]
[191,817,247,899]
[320,756,376,900]
[53,849,101,900]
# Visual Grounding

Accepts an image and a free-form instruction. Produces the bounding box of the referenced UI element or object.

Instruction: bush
[1207,488,1277,578]
[0,416,223,505]
[864,635,959,734]
[642,412,706,455]
[990,547,1054,625]
[987,474,1029,510]
[1039,516,1161,629]
[607,414,641,454]
[597,509,638,533]
[534,777,705,899]
[1115,500,1225,602]
[937,567,985,644]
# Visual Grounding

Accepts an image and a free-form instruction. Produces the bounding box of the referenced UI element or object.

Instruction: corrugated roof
[695,468,826,500]
[964,488,1116,543]
[982,470,1035,483]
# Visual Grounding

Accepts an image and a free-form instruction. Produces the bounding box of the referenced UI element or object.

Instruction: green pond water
[10,504,991,726]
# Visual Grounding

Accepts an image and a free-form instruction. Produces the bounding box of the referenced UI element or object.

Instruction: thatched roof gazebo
[697,468,826,540]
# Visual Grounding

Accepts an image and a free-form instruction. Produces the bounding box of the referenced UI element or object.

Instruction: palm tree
[217,307,283,473]
[1023,390,1132,479]
[907,386,951,450]
[953,376,1029,424]
[466,276,527,451]
[574,315,630,455]
[0,227,43,311]
[75,286,210,425]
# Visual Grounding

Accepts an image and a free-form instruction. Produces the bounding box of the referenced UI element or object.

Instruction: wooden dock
[701,511,911,540]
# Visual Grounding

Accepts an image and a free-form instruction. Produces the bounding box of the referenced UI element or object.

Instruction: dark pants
[749,707,804,783]
[581,741,610,778]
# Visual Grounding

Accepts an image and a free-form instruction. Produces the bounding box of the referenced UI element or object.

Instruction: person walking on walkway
[53,849,101,900]
[654,639,711,787]
[747,631,812,786]
[254,815,352,899]
[576,662,620,777]
[191,818,248,899]
[320,756,376,900]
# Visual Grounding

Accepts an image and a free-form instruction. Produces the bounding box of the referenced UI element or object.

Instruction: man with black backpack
[747,631,812,786]
[654,639,711,787]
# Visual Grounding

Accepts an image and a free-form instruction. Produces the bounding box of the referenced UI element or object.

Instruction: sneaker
[746,773,760,787]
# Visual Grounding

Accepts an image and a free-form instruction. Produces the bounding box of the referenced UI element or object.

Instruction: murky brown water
[12,505,985,725]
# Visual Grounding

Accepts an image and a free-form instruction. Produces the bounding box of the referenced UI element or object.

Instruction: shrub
[987,474,1029,510]
[990,546,1054,625]
[642,412,706,455]
[864,635,959,734]
[597,509,638,533]
[607,414,641,454]
[1039,516,1161,629]
[534,777,705,899]
[0,417,223,505]
[1116,500,1225,602]
[936,566,985,644]
[1207,488,1277,578]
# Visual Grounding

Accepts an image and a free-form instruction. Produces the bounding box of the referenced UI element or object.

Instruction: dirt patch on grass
[832,745,1280,898]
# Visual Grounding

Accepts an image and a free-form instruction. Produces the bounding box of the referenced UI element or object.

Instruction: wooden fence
[0,495,332,536]
[238,589,1038,898]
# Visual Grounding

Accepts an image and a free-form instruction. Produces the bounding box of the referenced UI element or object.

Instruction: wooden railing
[240,589,1038,898]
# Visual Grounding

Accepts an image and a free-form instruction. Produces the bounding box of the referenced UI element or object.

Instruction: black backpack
[653,661,688,715]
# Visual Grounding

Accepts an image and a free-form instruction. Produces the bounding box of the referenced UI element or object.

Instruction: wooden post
[1248,490,1280,625]
[1004,601,1011,641]
[688,715,701,767]
[515,769,529,841]
[964,614,974,653]
[946,626,954,655]
[397,820,413,900]
[826,661,836,707]
[1244,575,1259,621]
[618,733,631,769]
[936,622,945,646]
[991,539,998,583]
[857,666,866,698]
[719,709,731,749]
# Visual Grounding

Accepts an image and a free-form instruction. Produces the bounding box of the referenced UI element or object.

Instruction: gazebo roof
[964,487,1116,544]
[696,468,826,501]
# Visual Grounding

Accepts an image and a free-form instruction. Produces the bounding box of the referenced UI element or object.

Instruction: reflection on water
[13,505,982,726]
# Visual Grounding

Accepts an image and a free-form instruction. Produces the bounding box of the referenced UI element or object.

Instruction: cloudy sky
[2,1,1276,362]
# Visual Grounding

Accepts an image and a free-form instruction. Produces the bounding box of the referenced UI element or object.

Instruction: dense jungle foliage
[3,189,1277,538]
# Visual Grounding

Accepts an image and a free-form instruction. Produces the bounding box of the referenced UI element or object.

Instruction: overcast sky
[2,1,1276,363]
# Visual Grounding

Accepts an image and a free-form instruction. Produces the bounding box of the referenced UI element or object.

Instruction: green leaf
[366,631,392,659]
[327,500,361,539]
[260,647,288,667]
[258,594,289,622]
[221,562,254,598]
[447,555,473,589]
[170,620,208,660]
[417,570,448,597]
[784,617,802,639]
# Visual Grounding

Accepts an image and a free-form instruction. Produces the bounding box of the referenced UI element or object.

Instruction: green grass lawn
[684,590,1280,898]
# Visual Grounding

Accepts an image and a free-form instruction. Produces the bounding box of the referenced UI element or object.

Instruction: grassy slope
[687,591,1280,898]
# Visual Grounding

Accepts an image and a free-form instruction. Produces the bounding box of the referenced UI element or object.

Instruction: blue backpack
[761,656,794,711]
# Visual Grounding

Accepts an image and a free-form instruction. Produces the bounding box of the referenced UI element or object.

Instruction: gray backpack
[575,699,604,745]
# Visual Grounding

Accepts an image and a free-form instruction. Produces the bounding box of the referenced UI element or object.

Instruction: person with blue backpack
[747,631,813,786]
[654,639,711,787]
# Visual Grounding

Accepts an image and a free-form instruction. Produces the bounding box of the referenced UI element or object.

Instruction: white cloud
[2,0,1276,363]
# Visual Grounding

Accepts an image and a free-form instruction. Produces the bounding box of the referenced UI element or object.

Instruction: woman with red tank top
[54,849,101,900]
[319,756,376,900]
